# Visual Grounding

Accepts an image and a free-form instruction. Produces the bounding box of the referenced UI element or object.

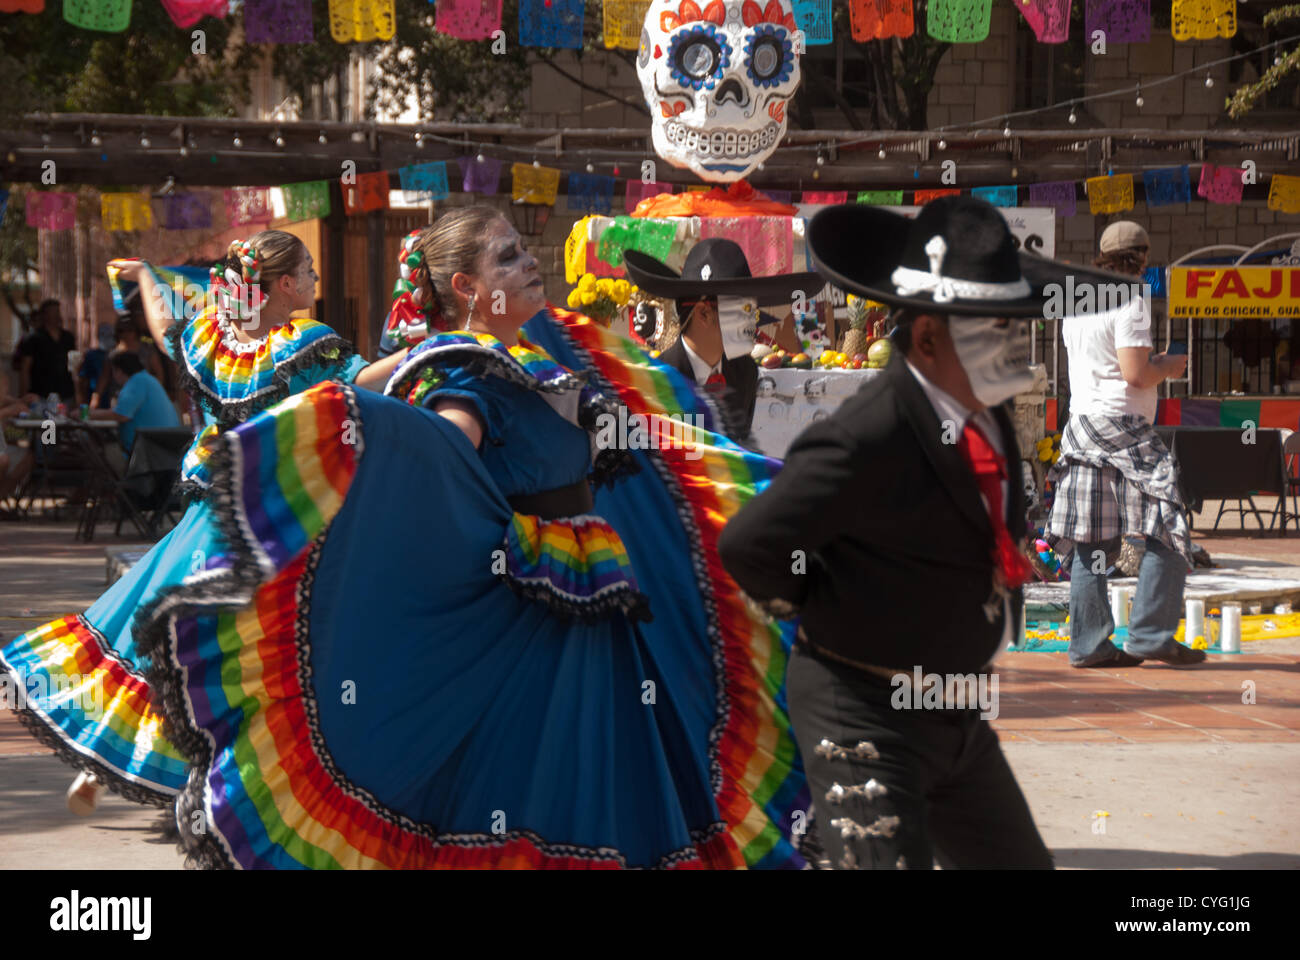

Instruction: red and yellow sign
[1170,266,1300,318]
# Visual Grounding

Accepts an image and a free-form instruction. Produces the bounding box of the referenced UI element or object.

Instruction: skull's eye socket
[676,38,720,80]
[749,37,784,81]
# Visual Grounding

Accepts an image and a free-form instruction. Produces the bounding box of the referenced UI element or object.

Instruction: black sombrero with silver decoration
[807,194,1131,318]
[623,238,825,312]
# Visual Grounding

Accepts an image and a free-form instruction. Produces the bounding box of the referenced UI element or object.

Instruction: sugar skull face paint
[637,0,804,183]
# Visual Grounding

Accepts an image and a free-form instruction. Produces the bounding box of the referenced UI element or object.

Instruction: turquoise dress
[0,290,366,806]
[126,312,808,869]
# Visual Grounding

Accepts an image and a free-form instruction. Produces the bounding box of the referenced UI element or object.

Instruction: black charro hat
[807,195,1130,319]
[623,238,825,309]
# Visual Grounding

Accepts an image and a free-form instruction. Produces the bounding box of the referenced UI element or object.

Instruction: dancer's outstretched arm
[106,260,173,348]
[353,348,409,392]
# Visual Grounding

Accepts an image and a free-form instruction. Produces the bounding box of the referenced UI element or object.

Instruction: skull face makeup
[949,317,1035,409]
[718,296,760,358]
[637,0,804,183]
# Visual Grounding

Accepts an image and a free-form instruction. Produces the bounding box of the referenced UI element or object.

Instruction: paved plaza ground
[2,504,1298,870]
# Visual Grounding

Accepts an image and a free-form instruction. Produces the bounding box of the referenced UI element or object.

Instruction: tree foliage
[1227,5,1300,119]
[0,2,256,119]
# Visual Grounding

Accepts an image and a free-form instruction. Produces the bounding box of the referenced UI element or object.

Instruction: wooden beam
[325,180,346,343]
[366,208,386,358]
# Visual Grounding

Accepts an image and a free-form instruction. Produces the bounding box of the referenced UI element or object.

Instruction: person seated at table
[0,379,38,508]
[93,316,167,411]
[88,352,180,475]
[1045,220,1202,668]
[76,323,115,408]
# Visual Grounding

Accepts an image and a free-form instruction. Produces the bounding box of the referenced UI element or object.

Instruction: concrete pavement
[1,512,1297,869]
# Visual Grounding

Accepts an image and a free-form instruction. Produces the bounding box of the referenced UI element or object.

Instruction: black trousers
[787,644,1053,870]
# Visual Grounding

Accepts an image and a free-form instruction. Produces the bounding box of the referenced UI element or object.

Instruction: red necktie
[956,419,1033,590]
[704,370,726,394]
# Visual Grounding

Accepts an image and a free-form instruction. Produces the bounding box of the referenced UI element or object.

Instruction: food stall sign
[1169,266,1300,318]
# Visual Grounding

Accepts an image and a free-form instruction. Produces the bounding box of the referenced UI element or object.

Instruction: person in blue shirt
[89,351,180,471]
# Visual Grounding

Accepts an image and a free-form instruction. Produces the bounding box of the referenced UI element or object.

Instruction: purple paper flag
[1028,181,1077,218]
[458,156,503,194]
[245,0,314,42]
[160,192,213,230]
[1084,0,1149,44]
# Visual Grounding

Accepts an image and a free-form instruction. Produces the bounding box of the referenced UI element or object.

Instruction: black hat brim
[623,249,826,308]
[807,205,1135,319]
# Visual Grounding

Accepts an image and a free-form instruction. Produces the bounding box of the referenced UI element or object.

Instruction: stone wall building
[19,12,1300,393]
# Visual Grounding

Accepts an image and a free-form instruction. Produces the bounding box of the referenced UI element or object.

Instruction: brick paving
[992,649,1300,745]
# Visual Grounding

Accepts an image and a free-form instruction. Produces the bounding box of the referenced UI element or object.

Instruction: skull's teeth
[664,121,779,158]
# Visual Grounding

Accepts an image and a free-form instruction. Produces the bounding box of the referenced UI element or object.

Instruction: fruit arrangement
[757,338,892,371]
[566,273,636,327]
[843,295,888,358]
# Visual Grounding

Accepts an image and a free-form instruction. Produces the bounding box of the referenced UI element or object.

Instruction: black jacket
[718,354,1026,677]
[659,340,757,441]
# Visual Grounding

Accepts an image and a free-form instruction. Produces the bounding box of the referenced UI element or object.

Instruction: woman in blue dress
[0,230,408,814]
[133,206,808,868]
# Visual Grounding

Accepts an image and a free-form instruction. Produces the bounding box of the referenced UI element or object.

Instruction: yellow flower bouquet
[566,273,635,327]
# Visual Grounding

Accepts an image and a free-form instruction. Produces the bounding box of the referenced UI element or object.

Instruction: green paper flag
[282,181,332,222]
[856,190,903,205]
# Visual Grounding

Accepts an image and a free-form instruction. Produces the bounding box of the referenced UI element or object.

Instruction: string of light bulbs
[940,33,1300,134]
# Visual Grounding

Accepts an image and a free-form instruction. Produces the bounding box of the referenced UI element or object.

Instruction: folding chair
[22,424,92,520]
[113,427,191,539]
[75,429,145,542]
[1282,430,1300,535]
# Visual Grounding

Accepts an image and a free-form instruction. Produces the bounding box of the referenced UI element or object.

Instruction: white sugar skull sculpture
[637,0,804,183]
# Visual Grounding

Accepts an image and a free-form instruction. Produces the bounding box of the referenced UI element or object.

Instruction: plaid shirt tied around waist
[1045,414,1192,566]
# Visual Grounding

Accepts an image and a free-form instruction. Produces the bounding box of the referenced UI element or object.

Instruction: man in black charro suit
[719,197,1132,869]
[624,239,821,444]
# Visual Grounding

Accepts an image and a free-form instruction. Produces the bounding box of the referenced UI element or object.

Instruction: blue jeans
[1068,536,1187,665]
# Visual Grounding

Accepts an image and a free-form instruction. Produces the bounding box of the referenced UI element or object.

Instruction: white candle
[1185,599,1205,643]
[1111,586,1132,627]
[1220,603,1242,653]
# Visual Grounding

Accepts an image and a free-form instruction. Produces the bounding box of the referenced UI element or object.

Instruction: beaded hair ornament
[210,237,270,325]
[382,228,451,350]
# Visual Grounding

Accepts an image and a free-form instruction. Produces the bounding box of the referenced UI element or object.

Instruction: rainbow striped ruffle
[502,513,650,623]
[387,330,594,408]
[179,422,218,492]
[141,310,807,869]
[173,306,354,420]
[0,615,188,802]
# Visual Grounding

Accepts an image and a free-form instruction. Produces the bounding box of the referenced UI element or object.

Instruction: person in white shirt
[1048,220,1203,667]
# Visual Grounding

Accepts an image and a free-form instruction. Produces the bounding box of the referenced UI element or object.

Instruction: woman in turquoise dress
[0,231,408,813]
[133,205,808,868]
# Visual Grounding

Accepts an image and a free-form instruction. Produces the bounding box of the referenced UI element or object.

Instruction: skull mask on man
[637,0,805,183]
